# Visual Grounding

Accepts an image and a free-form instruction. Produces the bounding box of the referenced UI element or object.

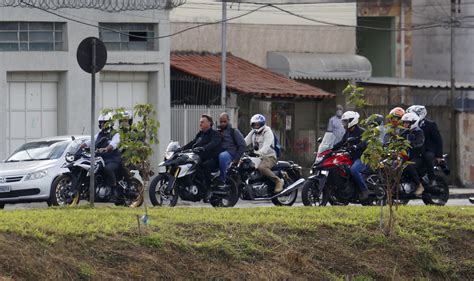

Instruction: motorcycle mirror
[71,136,76,141]
[317,137,323,143]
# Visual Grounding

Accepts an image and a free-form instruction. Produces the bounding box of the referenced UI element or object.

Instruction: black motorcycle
[227,152,305,206]
[50,137,144,207]
[148,142,239,207]
[395,154,450,206]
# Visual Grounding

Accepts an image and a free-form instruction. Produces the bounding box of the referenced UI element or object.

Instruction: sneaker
[359,190,369,201]
[274,179,284,194]
[415,184,425,196]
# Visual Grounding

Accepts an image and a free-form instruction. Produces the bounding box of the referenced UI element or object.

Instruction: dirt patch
[0,224,472,280]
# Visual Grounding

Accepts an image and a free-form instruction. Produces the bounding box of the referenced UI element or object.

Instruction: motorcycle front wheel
[301,180,327,206]
[49,174,80,206]
[271,177,298,206]
[149,174,179,207]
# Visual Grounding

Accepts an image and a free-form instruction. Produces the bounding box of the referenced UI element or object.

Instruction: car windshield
[317,132,337,154]
[6,140,70,162]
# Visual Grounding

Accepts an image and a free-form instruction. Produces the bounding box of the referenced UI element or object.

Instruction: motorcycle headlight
[24,170,48,181]
[315,156,324,165]
[66,154,75,163]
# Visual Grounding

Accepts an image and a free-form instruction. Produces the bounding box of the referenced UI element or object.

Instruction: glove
[248,151,259,157]
[192,147,205,153]
[407,134,415,142]
[349,145,357,153]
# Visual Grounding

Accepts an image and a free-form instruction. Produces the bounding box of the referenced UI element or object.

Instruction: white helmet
[341,111,360,129]
[401,112,420,130]
[98,112,113,122]
[98,112,113,130]
[250,114,266,133]
[406,105,427,120]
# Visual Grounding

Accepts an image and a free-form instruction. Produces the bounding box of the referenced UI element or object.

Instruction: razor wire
[0,0,186,12]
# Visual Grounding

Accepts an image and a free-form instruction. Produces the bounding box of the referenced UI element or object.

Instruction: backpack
[271,131,282,158]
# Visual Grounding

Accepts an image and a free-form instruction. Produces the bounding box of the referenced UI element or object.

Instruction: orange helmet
[389,107,405,119]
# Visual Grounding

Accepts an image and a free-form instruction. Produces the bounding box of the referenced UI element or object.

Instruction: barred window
[99,23,156,51]
[0,22,65,51]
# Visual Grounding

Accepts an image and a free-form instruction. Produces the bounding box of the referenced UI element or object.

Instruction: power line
[22,2,270,39]
[267,4,445,31]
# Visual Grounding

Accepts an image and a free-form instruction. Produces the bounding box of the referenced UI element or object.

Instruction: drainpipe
[400,0,406,104]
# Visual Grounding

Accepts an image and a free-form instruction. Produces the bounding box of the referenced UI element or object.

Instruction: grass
[0,205,473,279]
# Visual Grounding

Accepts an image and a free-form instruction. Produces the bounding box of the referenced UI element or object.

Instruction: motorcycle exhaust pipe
[271,178,306,199]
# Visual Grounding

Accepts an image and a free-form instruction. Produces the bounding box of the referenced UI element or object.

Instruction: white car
[0,136,88,209]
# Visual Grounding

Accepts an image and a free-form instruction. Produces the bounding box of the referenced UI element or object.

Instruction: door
[6,73,58,156]
[99,72,148,113]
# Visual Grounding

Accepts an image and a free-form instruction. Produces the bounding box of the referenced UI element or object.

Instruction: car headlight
[24,170,48,181]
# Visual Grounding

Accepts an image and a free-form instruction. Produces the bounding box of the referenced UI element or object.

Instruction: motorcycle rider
[400,112,425,196]
[244,114,284,193]
[81,112,122,200]
[332,111,369,200]
[406,105,443,185]
[384,107,405,145]
[217,112,246,188]
[180,114,223,200]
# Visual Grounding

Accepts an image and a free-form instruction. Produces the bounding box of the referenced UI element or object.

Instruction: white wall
[0,7,171,161]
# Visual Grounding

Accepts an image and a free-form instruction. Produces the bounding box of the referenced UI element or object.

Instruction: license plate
[0,186,11,193]
[320,170,329,176]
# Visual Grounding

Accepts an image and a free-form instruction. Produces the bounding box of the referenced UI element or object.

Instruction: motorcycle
[148,142,239,207]
[50,137,144,207]
[394,154,450,206]
[301,134,385,206]
[227,152,305,206]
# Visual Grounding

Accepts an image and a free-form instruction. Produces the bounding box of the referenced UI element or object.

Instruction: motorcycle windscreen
[317,132,336,154]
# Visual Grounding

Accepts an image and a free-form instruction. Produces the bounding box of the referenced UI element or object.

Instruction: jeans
[218,151,234,182]
[350,159,368,192]
[103,161,120,187]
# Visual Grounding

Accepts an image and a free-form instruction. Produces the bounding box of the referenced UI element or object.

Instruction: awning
[360,77,474,89]
[171,52,334,99]
[267,52,372,80]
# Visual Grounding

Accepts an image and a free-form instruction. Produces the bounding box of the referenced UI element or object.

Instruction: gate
[171,105,236,145]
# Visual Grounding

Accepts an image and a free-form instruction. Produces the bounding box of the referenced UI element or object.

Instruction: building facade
[0,7,172,162]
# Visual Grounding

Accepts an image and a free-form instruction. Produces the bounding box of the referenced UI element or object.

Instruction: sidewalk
[449,187,474,199]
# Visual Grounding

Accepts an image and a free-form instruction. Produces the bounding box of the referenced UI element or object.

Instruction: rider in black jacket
[400,112,425,196]
[332,111,369,200]
[406,105,443,183]
[181,114,223,200]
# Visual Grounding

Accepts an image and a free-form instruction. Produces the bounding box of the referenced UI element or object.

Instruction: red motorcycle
[301,134,385,206]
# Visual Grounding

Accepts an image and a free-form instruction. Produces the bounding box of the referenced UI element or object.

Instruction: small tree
[361,115,412,236]
[103,104,160,183]
[342,83,370,117]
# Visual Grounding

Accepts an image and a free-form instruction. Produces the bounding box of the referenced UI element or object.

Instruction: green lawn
[1,206,473,280]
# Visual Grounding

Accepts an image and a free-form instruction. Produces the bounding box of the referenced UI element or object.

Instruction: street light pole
[449,0,458,184]
[221,0,227,107]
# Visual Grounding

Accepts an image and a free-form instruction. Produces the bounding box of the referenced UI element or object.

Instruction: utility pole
[221,0,227,107]
[449,0,458,184]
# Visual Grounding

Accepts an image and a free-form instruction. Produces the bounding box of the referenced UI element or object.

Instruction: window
[0,22,65,51]
[99,23,156,51]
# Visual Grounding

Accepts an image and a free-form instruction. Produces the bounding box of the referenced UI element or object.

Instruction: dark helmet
[368,114,384,127]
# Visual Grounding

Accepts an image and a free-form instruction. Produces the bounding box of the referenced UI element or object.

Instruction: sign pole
[89,38,97,207]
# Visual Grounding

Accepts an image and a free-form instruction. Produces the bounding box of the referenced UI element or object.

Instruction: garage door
[6,73,58,156]
[99,72,148,113]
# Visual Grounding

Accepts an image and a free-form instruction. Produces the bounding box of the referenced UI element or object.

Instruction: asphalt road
[2,198,473,210]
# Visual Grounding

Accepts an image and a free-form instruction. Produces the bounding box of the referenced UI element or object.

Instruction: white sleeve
[259,129,274,155]
[109,133,120,149]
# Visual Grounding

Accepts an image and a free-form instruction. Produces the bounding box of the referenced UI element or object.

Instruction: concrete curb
[449,193,474,199]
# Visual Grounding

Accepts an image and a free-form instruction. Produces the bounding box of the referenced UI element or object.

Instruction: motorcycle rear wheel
[422,175,449,206]
[209,177,239,208]
[115,178,144,208]
[271,177,298,206]
[149,174,179,207]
